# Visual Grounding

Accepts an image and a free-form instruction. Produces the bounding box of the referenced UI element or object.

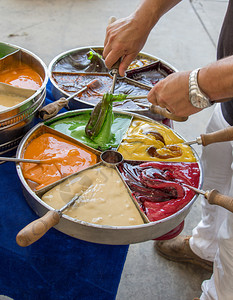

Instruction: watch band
[189,68,213,108]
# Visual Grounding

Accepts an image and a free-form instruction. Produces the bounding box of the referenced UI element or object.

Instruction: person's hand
[103,15,150,76]
[148,71,202,117]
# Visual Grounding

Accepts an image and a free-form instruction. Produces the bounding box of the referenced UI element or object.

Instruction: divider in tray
[0,48,44,91]
[0,44,46,114]
[126,60,175,87]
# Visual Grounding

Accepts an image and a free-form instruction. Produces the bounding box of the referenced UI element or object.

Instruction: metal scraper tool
[182,183,233,213]
[183,126,233,146]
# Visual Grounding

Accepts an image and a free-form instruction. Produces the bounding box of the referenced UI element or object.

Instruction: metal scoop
[16,194,80,247]
[183,183,233,213]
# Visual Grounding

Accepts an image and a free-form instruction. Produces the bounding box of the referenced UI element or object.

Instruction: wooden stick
[206,189,233,213]
[201,126,233,146]
[16,195,80,247]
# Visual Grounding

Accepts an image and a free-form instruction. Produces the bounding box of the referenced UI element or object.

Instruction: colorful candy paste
[0,93,28,111]
[52,73,150,109]
[42,165,144,226]
[0,62,43,90]
[48,112,132,151]
[117,119,196,162]
[118,161,200,222]
[22,133,97,190]
[128,58,153,70]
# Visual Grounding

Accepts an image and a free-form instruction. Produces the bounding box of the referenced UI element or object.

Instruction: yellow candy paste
[117,119,196,162]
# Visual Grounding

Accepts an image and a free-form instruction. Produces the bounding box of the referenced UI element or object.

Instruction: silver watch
[189,68,213,108]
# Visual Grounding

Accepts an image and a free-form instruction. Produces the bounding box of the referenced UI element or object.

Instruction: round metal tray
[48,46,177,119]
[16,109,203,245]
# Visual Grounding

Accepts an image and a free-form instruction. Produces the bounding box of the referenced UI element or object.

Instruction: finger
[104,50,121,70]
[147,91,158,106]
[163,104,175,115]
[118,53,136,77]
[103,39,111,59]
[157,101,166,109]
[103,30,116,58]
[103,17,117,50]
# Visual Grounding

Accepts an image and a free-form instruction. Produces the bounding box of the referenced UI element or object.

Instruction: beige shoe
[155,235,213,272]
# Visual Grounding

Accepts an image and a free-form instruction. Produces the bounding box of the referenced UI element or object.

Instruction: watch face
[191,94,210,109]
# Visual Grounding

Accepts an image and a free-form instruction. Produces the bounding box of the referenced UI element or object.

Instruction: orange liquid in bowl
[22,133,98,190]
[0,62,43,90]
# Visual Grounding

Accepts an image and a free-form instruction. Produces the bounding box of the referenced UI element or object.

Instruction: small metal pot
[0,42,48,156]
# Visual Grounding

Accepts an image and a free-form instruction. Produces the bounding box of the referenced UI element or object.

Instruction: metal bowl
[0,42,48,156]
[48,46,177,120]
[16,109,203,245]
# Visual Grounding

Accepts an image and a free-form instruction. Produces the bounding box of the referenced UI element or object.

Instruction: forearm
[132,0,182,32]
[103,0,182,74]
[198,56,233,101]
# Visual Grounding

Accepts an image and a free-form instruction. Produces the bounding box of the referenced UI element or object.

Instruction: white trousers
[189,104,233,300]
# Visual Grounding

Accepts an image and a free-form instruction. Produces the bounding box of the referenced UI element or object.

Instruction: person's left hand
[148,71,202,117]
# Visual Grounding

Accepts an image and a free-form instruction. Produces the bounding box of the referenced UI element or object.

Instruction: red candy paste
[118,161,200,222]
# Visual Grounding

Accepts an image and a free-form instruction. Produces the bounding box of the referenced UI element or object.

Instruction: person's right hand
[103,15,151,76]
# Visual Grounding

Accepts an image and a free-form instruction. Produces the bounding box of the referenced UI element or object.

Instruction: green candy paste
[48,112,132,151]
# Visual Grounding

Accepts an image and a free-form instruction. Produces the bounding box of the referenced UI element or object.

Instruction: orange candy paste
[0,62,43,90]
[22,133,97,190]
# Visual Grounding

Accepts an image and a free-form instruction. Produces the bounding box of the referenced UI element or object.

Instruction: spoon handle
[150,105,188,122]
[207,189,233,213]
[16,210,60,247]
[201,126,233,146]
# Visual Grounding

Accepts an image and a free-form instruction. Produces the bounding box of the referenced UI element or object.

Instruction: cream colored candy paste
[42,165,144,226]
[0,93,27,111]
